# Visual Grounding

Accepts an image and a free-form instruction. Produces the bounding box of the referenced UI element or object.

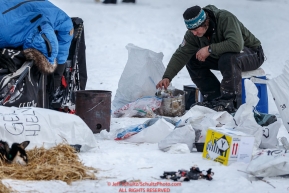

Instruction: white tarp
[0,106,97,151]
[232,79,263,150]
[158,124,195,152]
[176,105,234,143]
[125,118,174,143]
[175,80,263,151]
[246,149,289,177]
[112,43,165,111]
[266,62,289,133]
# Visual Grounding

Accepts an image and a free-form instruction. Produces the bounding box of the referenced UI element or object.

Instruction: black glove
[160,171,177,179]
[0,48,26,73]
[0,54,17,73]
[202,168,214,181]
[187,167,202,180]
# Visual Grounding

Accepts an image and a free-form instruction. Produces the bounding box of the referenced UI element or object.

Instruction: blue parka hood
[0,0,73,66]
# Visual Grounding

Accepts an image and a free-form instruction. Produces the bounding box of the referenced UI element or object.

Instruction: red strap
[61,76,67,88]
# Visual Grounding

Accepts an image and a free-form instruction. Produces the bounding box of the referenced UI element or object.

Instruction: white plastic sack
[267,62,289,133]
[176,105,234,143]
[246,149,289,177]
[231,79,263,150]
[260,119,281,149]
[0,106,97,151]
[115,124,146,140]
[112,43,165,111]
[158,124,195,152]
[125,118,174,143]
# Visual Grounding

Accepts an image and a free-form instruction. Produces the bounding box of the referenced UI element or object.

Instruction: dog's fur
[0,140,30,165]
[24,48,57,74]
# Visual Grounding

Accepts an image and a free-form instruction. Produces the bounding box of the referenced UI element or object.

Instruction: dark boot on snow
[122,0,135,3]
[191,97,236,114]
[103,0,117,4]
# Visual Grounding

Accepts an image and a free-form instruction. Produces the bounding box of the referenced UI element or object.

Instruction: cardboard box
[202,127,255,166]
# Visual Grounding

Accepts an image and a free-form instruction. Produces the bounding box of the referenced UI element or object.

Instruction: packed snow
[2,0,289,192]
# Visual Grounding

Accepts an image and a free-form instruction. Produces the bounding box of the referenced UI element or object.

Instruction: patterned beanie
[183,6,206,30]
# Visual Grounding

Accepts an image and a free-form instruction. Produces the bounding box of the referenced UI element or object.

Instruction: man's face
[190,26,208,37]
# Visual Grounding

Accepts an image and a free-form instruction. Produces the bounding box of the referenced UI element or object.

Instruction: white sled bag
[112,44,165,111]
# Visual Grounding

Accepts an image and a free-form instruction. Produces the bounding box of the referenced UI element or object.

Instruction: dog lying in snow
[0,140,30,165]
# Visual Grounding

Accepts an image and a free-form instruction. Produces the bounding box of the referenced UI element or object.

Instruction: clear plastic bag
[113,96,162,118]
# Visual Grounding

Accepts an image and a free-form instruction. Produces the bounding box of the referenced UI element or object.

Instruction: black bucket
[183,85,202,110]
[75,90,111,133]
[194,143,205,152]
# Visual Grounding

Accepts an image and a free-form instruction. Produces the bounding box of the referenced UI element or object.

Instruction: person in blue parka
[0,0,73,87]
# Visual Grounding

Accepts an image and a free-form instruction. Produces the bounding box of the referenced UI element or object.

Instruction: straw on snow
[0,181,11,193]
[0,143,97,192]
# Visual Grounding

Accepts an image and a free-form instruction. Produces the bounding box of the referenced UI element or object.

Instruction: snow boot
[191,97,236,114]
[103,0,117,4]
[122,0,135,2]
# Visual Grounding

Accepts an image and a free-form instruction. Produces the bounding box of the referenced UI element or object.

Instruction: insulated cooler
[241,68,268,113]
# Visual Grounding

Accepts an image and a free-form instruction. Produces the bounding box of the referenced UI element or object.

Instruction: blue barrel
[241,76,268,113]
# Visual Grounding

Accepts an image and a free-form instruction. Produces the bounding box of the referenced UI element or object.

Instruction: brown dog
[0,140,30,165]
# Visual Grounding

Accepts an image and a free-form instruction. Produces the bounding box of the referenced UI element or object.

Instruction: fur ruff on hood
[24,49,57,74]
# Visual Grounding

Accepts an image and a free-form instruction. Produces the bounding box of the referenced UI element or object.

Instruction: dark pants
[53,64,66,89]
[186,46,264,107]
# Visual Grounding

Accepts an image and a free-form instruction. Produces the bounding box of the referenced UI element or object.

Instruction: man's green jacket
[163,5,261,81]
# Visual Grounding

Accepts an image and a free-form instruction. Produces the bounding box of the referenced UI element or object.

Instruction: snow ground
[2,0,289,192]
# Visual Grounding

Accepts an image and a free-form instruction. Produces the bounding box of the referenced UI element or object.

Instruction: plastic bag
[115,124,147,140]
[113,96,162,118]
[158,124,195,152]
[260,119,281,149]
[125,118,174,143]
[267,62,289,133]
[176,105,234,143]
[114,117,175,142]
[254,112,277,126]
[112,44,165,111]
[246,149,289,177]
[231,79,263,151]
[0,106,97,151]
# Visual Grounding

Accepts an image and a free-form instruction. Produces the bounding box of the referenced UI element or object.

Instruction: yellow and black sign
[202,127,255,166]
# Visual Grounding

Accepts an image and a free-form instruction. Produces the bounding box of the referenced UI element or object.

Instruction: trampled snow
[2,0,289,192]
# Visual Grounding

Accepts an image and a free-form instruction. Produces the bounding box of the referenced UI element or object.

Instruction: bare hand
[196,46,210,62]
[156,78,170,89]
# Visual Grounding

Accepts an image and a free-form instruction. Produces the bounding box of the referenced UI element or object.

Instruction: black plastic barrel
[183,85,200,110]
[75,90,111,133]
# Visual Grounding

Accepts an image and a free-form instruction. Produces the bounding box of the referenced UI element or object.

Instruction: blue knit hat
[183,6,206,30]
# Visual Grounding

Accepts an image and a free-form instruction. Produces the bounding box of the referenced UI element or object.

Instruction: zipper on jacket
[2,0,45,14]
[30,14,42,23]
[38,26,52,57]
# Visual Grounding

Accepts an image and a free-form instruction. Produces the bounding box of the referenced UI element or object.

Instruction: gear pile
[160,166,214,182]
